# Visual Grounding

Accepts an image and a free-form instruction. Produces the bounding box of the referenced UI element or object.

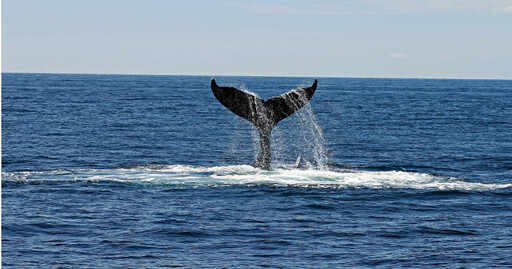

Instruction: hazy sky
[3,0,512,78]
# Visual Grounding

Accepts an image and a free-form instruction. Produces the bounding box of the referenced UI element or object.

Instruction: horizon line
[2,71,511,81]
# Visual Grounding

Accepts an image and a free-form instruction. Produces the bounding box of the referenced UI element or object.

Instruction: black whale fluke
[211,79,318,170]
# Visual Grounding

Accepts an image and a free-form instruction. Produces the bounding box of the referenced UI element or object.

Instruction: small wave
[2,165,511,191]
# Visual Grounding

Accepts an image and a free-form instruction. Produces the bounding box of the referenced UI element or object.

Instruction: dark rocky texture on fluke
[211,79,317,170]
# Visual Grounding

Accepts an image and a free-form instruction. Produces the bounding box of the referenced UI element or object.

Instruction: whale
[211,79,318,170]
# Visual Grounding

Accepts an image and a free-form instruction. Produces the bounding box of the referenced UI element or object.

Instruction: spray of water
[225,85,262,165]
[225,84,329,170]
[269,126,287,166]
[225,119,252,164]
[294,102,329,170]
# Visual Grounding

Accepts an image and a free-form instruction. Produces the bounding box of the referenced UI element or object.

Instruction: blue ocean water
[2,73,512,268]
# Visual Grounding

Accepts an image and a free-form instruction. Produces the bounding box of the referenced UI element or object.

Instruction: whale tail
[211,79,318,169]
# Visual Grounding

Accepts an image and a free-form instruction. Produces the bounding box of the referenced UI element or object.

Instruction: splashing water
[3,165,511,191]
[293,102,329,170]
[271,84,329,170]
[225,85,329,170]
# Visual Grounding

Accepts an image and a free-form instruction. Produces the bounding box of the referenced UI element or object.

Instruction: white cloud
[388,52,409,59]
[221,3,339,15]
[437,56,453,60]
[223,0,512,15]
[501,5,512,13]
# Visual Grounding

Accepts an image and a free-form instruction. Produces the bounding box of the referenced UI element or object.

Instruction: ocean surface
[2,73,512,268]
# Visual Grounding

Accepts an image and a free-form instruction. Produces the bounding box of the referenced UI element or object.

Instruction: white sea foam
[3,165,511,191]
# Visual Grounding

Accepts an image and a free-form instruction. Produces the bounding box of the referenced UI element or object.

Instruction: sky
[2,0,512,79]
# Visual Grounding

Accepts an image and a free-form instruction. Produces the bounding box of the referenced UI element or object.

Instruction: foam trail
[3,165,511,191]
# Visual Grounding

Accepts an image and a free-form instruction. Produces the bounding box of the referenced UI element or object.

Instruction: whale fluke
[211,79,318,170]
